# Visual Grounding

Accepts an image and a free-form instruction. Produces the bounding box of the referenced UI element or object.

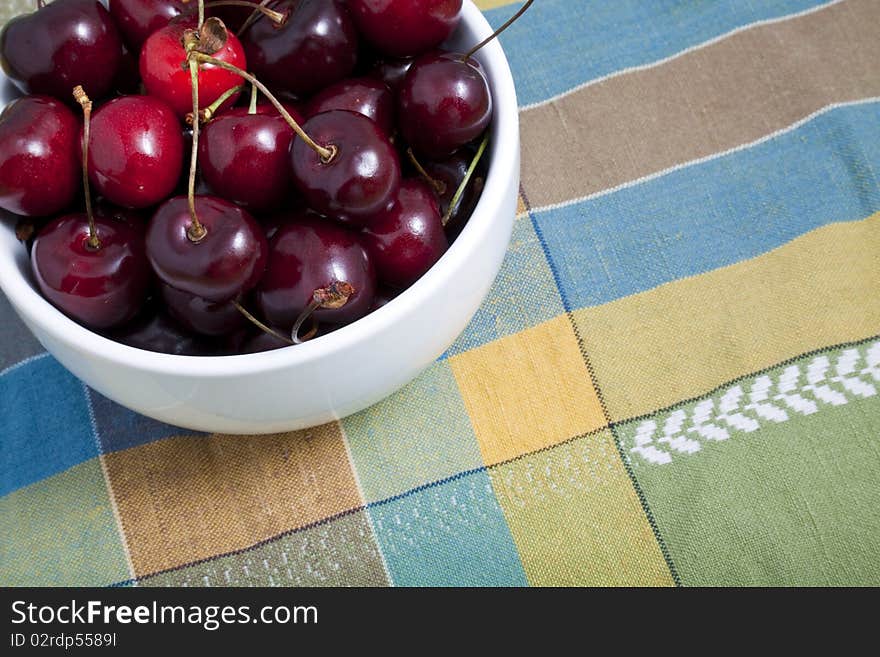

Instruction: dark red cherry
[368,56,413,92]
[243,0,357,97]
[31,214,151,330]
[305,77,394,135]
[198,108,294,212]
[146,195,267,302]
[347,0,462,58]
[256,215,376,329]
[87,95,184,209]
[109,307,220,356]
[0,96,80,217]
[160,283,245,336]
[398,52,492,158]
[242,329,292,354]
[108,0,188,51]
[361,179,448,288]
[290,110,400,226]
[255,98,304,123]
[140,19,246,118]
[0,0,124,101]
[422,148,486,234]
[371,286,398,311]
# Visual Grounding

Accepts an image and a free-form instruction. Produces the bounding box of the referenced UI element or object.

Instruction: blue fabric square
[0,357,97,496]
[1,291,44,371]
[87,388,203,454]
[532,101,880,311]
[368,470,527,586]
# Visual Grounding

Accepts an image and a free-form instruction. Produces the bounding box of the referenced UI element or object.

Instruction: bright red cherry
[361,179,448,288]
[256,214,376,330]
[160,283,245,336]
[198,108,294,212]
[0,96,80,217]
[290,110,400,226]
[398,51,492,158]
[108,0,188,51]
[243,0,358,97]
[305,77,394,136]
[87,95,184,209]
[140,19,246,118]
[346,0,462,58]
[31,214,151,330]
[146,195,268,302]
[0,0,124,101]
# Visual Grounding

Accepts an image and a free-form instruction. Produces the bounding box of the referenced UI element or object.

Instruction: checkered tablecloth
[2,0,879,587]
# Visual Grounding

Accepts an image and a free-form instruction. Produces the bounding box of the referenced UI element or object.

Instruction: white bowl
[0,1,519,434]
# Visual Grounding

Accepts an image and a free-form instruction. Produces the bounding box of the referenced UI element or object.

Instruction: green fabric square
[343,361,483,502]
[0,459,130,586]
[626,345,880,586]
[142,511,389,587]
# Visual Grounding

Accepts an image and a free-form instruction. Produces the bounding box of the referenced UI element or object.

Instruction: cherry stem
[232,301,298,346]
[197,0,205,28]
[187,83,244,125]
[185,54,207,242]
[291,282,354,345]
[206,1,288,27]
[191,53,335,162]
[407,148,446,196]
[249,82,258,114]
[463,0,534,62]
[236,0,274,37]
[443,131,490,227]
[73,86,100,251]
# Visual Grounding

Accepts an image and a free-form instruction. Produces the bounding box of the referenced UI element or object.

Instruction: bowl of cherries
[0,0,522,434]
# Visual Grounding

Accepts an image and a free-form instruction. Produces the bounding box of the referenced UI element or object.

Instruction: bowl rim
[0,0,520,379]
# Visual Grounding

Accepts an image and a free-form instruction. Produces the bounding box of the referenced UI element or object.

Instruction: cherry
[256,214,376,331]
[243,0,358,97]
[31,213,151,330]
[416,147,487,235]
[0,0,124,101]
[198,107,294,211]
[0,95,80,217]
[305,77,394,136]
[398,51,492,158]
[368,56,413,92]
[242,329,293,354]
[347,0,462,58]
[160,282,245,336]
[371,286,398,311]
[361,179,448,288]
[108,0,189,51]
[87,95,184,209]
[140,18,247,118]
[290,110,400,226]
[108,307,222,356]
[146,195,267,302]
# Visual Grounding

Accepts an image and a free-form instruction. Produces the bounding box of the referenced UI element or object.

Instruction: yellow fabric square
[490,430,674,586]
[450,315,607,466]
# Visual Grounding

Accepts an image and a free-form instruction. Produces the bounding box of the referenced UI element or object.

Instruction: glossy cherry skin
[361,179,447,288]
[0,96,80,217]
[291,110,400,226]
[160,283,245,336]
[347,0,461,58]
[305,77,394,135]
[368,56,413,92]
[198,108,294,212]
[0,0,123,101]
[87,95,184,209]
[398,52,492,158]
[140,19,247,118]
[256,215,376,328]
[146,195,268,302]
[109,307,221,355]
[109,0,188,51]
[31,214,151,330]
[243,0,358,97]
[422,148,486,234]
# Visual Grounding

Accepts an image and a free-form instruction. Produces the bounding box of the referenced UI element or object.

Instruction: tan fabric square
[105,423,361,576]
[450,315,607,466]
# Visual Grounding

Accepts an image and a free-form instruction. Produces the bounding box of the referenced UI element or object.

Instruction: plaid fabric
[2,0,879,587]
